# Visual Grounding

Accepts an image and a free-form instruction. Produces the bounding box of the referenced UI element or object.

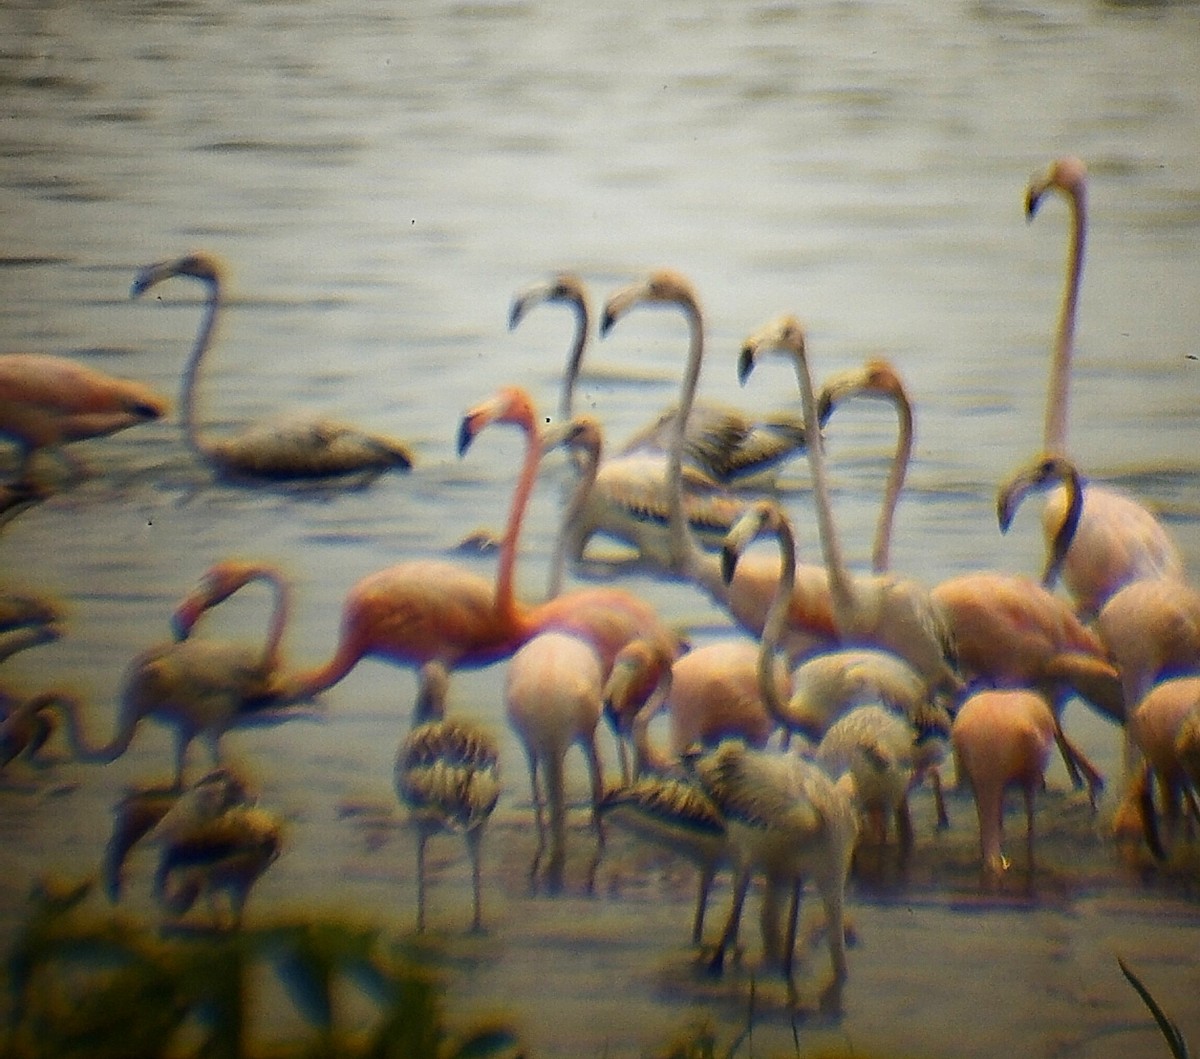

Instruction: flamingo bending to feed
[1013,156,1182,617]
[951,689,1057,877]
[0,352,168,489]
[739,314,961,697]
[931,570,1120,805]
[53,561,317,787]
[275,386,683,709]
[131,252,413,482]
[599,637,675,784]
[395,665,500,933]
[597,774,727,945]
[1113,676,1200,861]
[511,272,812,485]
[103,766,255,903]
[692,739,861,1012]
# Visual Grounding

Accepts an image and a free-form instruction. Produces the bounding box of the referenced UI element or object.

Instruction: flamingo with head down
[48,561,317,787]
[131,251,414,482]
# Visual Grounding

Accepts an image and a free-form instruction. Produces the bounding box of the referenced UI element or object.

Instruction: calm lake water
[2,0,1199,1055]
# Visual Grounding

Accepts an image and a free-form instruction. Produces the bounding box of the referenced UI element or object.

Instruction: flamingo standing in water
[0,352,168,489]
[131,251,414,482]
[739,314,961,697]
[951,688,1057,878]
[511,272,811,485]
[723,499,951,842]
[276,386,683,710]
[51,561,317,787]
[395,665,500,932]
[1112,676,1200,861]
[1001,157,1182,618]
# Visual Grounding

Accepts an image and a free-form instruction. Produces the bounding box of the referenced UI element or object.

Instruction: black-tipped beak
[456,416,477,457]
[736,345,755,387]
[720,545,739,585]
[1024,189,1042,221]
[599,308,617,337]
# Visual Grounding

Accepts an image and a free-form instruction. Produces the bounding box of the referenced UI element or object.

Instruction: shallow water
[2,0,1200,1055]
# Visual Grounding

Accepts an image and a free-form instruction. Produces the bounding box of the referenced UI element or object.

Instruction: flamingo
[596,774,727,945]
[155,800,283,930]
[1114,676,1200,860]
[0,691,71,770]
[692,739,860,1012]
[1015,156,1182,617]
[815,357,914,575]
[503,630,607,892]
[394,665,500,932]
[931,571,1119,804]
[542,414,746,591]
[102,766,255,902]
[723,499,951,841]
[130,251,414,482]
[0,352,168,489]
[600,272,840,665]
[52,561,318,787]
[739,314,961,697]
[598,636,675,785]
[511,272,812,484]
[951,689,1057,877]
[275,386,683,710]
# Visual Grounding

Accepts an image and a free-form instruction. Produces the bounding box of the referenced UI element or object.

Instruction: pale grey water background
[2,0,1200,1056]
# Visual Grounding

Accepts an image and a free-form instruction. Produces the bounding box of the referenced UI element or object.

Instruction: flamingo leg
[692,863,715,946]
[415,830,429,933]
[782,879,803,1007]
[465,826,485,933]
[708,868,750,976]
[525,749,546,881]
[584,735,606,893]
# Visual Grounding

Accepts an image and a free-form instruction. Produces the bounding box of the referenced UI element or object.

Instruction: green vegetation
[0,879,523,1059]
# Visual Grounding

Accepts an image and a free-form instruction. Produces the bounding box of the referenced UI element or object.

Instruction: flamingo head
[132,250,224,299]
[457,385,539,457]
[170,560,271,641]
[541,414,602,463]
[1025,156,1087,221]
[737,314,806,386]
[816,357,909,429]
[509,272,588,331]
[599,269,699,337]
[995,453,1083,589]
[602,638,674,733]
[720,499,784,586]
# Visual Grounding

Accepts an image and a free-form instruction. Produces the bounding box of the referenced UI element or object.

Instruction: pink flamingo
[1005,157,1183,618]
[951,688,1057,877]
[0,352,167,488]
[276,386,682,709]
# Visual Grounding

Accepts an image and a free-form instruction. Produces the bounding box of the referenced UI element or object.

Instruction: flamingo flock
[4,156,1199,1013]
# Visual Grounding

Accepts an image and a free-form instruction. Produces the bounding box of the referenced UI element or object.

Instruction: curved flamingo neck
[666,294,706,574]
[560,293,591,420]
[1043,176,1087,456]
[181,273,222,464]
[872,388,913,575]
[494,410,543,626]
[757,509,797,727]
[250,567,289,673]
[790,348,857,632]
[548,431,599,598]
